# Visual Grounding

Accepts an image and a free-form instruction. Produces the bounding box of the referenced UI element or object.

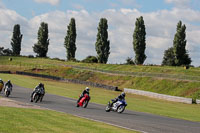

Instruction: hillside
[0,56,200,99]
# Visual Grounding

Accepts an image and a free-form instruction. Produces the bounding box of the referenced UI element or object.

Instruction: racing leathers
[77,90,90,103]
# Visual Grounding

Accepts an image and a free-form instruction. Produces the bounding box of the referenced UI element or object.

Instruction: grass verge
[1,56,200,99]
[0,73,200,122]
[0,106,135,133]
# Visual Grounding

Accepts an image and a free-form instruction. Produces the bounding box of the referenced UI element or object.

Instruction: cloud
[34,0,60,6]
[0,7,200,66]
[165,0,191,8]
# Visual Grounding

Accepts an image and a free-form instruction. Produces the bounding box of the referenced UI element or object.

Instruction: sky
[0,0,200,66]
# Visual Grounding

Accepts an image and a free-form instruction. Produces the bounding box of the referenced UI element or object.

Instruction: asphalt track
[1,85,200,133]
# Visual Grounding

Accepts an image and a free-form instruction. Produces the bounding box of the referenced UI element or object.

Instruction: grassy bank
[0,107,135,133]
[1,73,200,122]
[1,56,200,76]
[0,56,200,99]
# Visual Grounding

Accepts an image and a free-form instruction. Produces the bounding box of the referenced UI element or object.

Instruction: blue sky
[3,0,199,19]
[0,0,200,66]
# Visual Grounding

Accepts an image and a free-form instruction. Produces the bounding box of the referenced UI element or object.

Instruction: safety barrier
[0,71,11,74]
[16,71,119,91]
[124,88,193,104]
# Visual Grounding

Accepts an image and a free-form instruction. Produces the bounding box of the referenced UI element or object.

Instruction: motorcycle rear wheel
[105,105,111,112]
[83,100,89,108]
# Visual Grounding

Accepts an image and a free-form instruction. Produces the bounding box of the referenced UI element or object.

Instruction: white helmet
[85,87,90,92]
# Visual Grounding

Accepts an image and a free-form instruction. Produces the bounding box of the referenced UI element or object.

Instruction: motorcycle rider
[110,92,126,106]
[4,80,13,92]
[77,87,90,103]
[0,79,4,92]
[30,83,45,102]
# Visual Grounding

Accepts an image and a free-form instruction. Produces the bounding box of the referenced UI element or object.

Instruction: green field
[0,107,135,133]
[0,56,200,99]
[1,56,200,76]
[1,73,200,122]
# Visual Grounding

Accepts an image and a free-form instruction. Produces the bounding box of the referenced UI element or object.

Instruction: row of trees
[4,16,192,66]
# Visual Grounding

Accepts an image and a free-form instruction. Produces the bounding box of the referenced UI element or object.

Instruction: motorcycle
[0,82,3,92]
[76,94,90,108]
[105,99,127,113]
[32,89,45,103]
[4,86,12,97]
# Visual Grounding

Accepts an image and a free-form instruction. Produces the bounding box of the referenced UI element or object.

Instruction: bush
[51,57,65,62]
[82,56,98,63]
[125,57,134,65]
[28,55,34,58]
[0,47,12,56]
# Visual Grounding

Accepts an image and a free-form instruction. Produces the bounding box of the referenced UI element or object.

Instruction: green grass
[1,56,200,99]
[1,73,200,122]
[1,56,200,76]
[0,107,135,133]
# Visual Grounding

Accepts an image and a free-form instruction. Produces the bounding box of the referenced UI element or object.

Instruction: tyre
[40,95,43,102]
[76,103,79,107]
[33,93,39,103]
[6,91,10,97]
[83,100,88,108]
[105,105,111,112]
[117,106,125,113]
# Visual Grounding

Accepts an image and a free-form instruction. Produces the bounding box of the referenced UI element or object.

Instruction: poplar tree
[11,24,23,56]
[95,18,110,64]
[133,16,146,65]
[33,22,49,57]
[173,21,191,66]
[64,18,77,61]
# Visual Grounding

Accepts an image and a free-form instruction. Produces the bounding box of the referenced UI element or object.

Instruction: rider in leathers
[111,92,126,106]
[0,79,4,92]
[4,80,13,92]
[77,87,90,103]
[30,83,45,102]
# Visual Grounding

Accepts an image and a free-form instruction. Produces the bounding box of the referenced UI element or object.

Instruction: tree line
[0,16,191,66]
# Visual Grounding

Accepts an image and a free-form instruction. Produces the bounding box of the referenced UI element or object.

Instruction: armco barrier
[124,88,193,104]
[196,99,200,104]
[0,71,11,74]
[16,71,119,91]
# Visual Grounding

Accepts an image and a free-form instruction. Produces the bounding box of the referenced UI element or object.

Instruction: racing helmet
[39,83,43,87]
[121,92,126,97]
[85,87,90,92]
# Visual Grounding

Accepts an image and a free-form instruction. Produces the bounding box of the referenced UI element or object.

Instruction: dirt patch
[0,97,44,109]
[181,88,200,97]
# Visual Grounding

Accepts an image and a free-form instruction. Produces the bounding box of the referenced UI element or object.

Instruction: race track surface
[1,85,200,133]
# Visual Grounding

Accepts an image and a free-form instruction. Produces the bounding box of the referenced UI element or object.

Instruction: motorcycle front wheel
[33,94,39,103]
[5,91,10,97]
[117,106,125,113]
